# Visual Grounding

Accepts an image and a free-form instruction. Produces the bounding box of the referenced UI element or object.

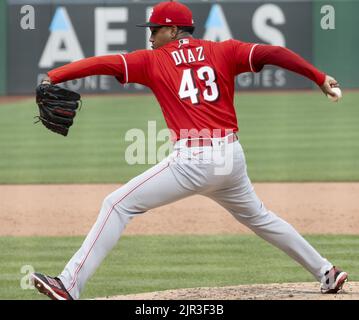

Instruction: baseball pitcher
[32,1,347,300]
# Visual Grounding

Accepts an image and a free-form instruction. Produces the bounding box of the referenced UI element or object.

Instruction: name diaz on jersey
[171,46,205,66]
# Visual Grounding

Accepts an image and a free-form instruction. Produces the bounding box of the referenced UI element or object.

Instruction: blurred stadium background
[0,0,358,300]
[1,0,358,95]
[1,0,358,183]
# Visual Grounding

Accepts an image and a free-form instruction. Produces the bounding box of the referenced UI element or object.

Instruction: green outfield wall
[0,0,6,95]
[2,0,358,95]
[314,1,359,88]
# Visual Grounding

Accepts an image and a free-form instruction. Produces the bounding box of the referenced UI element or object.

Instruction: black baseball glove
[35,83,81,136]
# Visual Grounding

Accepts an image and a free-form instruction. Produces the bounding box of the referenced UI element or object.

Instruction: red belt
[186,134,238,147]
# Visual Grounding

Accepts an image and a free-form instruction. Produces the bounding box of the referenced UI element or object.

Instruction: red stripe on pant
[66,163,171,293]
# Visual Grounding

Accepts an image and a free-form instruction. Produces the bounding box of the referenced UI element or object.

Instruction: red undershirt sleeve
[250,44,326,86]
[47,55,126,84]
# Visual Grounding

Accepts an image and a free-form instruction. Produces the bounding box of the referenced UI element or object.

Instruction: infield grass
[0,91,358,183]
[0,234,357,300]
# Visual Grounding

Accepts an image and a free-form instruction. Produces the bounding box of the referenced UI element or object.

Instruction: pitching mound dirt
[1,183,359,236]
[96,281,359,300]
[0,96,32,105]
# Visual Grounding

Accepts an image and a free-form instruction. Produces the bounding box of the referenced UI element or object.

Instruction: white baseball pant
[58,135,332,299]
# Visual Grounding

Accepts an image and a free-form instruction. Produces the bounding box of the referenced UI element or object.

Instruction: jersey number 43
[179,66,219,105]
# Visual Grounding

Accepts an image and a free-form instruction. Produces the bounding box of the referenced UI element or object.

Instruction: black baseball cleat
[320,266,348,294]
[31,273,73,300]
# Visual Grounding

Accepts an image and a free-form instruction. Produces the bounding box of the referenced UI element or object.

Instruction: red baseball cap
[137,1,194,27]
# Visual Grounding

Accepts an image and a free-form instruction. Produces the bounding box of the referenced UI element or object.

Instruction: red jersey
[48,38,325,141]
[119,38,254,140]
